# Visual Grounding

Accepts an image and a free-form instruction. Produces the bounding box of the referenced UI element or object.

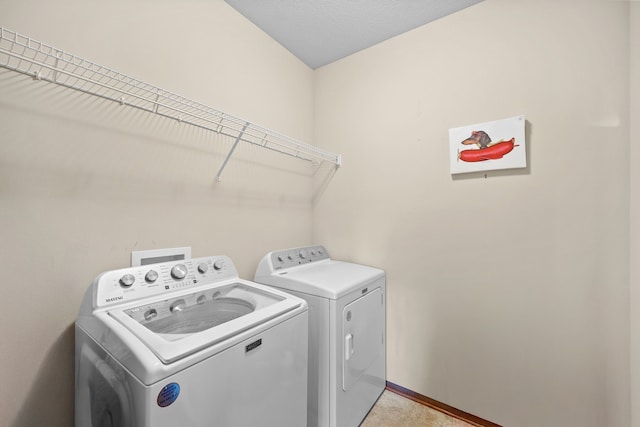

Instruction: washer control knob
[299,250,307,259]
[287,253,293,260]
[171,264,188,280]
[145,269,159,283]
[277,255,285,262]
[197,263,208,274]
[119,274,135,287]
[213,259,224,271]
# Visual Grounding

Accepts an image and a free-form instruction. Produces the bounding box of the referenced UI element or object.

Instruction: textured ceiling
[224,0,484,69]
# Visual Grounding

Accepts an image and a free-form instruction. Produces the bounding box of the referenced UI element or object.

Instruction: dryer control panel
[94,256,237,308]
[269,245,330,270]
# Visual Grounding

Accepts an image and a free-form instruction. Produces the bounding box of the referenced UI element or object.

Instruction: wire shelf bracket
[0,27,342,180]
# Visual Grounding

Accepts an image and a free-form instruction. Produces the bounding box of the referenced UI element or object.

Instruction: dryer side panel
[335,277,386,427]
[342,287,384,391]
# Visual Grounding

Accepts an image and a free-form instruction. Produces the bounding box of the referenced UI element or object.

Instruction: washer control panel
[95,256,236,308]
[270,245,329,270]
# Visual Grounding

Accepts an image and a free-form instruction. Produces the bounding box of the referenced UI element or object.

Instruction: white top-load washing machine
[254,245,386,427]
[75,254,308,427]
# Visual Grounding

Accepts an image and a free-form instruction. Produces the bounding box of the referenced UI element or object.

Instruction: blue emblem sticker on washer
[157,382,180,407]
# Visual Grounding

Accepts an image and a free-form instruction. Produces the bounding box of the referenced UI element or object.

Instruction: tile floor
[361,390,475,427]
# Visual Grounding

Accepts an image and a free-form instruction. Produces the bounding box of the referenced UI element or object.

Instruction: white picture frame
[449,115,526,175]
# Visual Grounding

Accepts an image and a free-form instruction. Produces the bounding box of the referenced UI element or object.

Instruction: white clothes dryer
[75,254,308,427]
[254,245,385,427]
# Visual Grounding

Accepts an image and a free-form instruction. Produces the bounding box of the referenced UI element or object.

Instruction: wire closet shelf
[0,27,341,181]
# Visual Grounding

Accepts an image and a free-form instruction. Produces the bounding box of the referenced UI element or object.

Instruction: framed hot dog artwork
[449,115,526,175]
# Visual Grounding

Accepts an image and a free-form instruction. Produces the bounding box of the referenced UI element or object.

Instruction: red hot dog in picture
[459,138,517,162]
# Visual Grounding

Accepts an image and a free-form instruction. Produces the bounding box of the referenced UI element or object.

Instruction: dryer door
[342,287,384,391]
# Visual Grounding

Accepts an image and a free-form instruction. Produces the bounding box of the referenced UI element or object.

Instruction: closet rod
[0,27,342,178]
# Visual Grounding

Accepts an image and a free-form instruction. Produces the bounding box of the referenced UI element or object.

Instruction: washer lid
[107,280,303,363]
[262,260,384,299]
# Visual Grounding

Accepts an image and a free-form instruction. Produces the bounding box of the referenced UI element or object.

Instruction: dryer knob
[299,250,307,259]
[119,274,135,287]
[213,260,224,271]
[197,263,208,274]
[171,264,188,280]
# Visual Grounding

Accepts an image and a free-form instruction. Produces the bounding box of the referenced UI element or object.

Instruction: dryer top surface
[257,260,385,300]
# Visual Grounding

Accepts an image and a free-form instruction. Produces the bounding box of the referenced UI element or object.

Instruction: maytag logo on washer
[245,338,262,353]
[105,296,124,303]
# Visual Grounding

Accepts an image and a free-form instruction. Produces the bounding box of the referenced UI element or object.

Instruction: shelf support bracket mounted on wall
[216,122,249,182]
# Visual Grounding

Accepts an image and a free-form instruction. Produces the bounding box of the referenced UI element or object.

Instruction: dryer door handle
[345,333,354,361]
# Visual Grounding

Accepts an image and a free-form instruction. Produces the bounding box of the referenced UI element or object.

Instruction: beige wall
[0,1,316,426]
[313,1,630,426]
[631,2,639,427]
